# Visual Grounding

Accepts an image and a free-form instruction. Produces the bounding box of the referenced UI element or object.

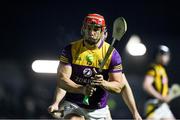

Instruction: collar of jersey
[82,37,105,50]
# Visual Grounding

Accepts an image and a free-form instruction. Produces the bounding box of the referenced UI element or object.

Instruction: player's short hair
[153,45,170,59]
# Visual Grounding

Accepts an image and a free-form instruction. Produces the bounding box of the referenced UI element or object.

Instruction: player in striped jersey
[143,45,175,120]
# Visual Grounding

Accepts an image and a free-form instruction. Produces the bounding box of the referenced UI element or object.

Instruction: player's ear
[103,27,108,40]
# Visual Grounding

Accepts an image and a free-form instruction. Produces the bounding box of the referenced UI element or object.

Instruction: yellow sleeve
[146,69,155,77]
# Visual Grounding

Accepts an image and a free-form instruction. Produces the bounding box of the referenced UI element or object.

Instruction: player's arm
[48,87,66,113]
[121,74,142,120]
[143,75,165,101]
[52,87,66,106]
[91,49,125,93]
[48,64,67,114]
[57,62,85,94]
[104,71,125,93]
[100,49,125,93]
[91,68,125,93]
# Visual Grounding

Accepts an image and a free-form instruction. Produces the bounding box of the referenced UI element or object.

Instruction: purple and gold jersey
[60,39,123,109]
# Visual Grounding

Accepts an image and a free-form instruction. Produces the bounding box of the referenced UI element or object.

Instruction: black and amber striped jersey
[146,63,169,97]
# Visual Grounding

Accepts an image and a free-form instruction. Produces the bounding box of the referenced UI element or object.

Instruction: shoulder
[102,41,120,54]
[102,41,110,48]
[62,39,83,51]
[146,63,156,76]
[70,39,83,50]
[148,63,155,69]
[70,39,83,46]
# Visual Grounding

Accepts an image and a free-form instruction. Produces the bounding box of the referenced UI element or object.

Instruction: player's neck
[83,39,101,50]
[155,60,163,66]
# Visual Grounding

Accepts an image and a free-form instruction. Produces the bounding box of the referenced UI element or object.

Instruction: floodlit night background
[0,0,180,119]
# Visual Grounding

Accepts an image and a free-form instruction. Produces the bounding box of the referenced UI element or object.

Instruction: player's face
[162,54,170,65]
[84,24,103,45]
[160,54,170,65]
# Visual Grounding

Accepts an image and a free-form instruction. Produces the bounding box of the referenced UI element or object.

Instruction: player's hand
[48,103,62,118]
[83,85,96,97]
[90,68,106,86]
[160,96,170,103]
[133,112,142,120]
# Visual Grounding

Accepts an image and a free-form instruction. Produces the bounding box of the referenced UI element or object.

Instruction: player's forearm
[101,81,123,93]
[58,76,84,94]
[52,87,66,105]
[121,82,139,115]
[143,84,162,100]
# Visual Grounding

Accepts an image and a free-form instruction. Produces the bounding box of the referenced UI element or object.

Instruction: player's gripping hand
[48,103,62,118]
[159,96,170,103]
[83,85,96,97]
[90,68,106,86]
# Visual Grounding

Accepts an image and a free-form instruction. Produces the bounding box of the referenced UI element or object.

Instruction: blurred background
[0,0,180,119]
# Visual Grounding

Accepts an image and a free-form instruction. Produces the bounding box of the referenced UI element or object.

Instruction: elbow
[113,81,126,93]
[142,82,145,90]
[58,82,63,89]
[57,81,63,89]
[143,76,154,92]
[107,85,122,93]
[57,80,68,92]
[114,84,125,93]
[110,88,121,94]
[116,88,122,93]
[116,81,126,93]
[143,82,147,92]
[143,81,150,92]
[57,76,65,89]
